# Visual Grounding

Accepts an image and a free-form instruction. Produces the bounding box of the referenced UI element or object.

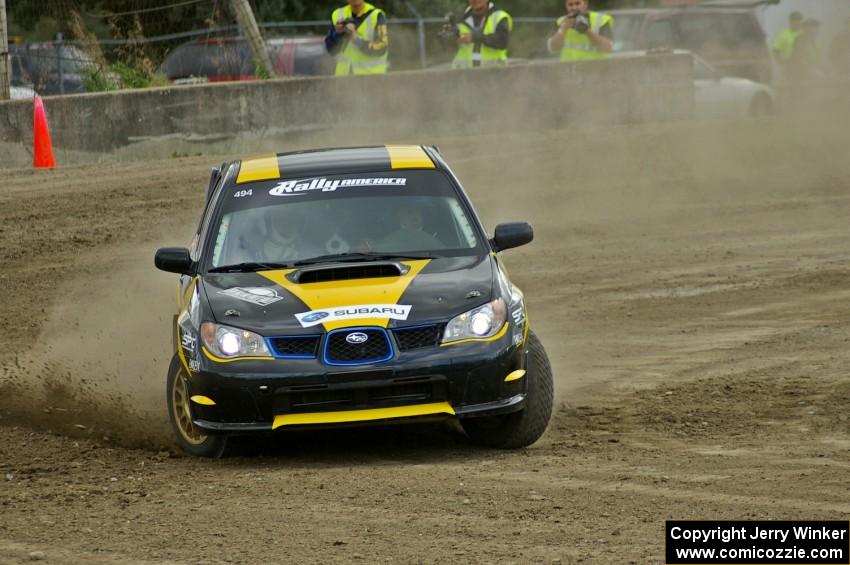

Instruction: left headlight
[442,298,507,344]
[200,322,272,359]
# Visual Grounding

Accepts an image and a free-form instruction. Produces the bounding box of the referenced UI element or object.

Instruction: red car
[160,36,333,83]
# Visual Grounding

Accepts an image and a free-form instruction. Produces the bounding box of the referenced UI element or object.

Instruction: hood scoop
[289,262,407,284]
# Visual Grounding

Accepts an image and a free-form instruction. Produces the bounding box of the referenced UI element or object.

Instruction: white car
[10,85,37,100]
[691,52,774,118]
[612,50,775,119]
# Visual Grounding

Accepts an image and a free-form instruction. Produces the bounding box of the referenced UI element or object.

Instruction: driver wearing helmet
[263,205,322,262]
[378,204,445,251]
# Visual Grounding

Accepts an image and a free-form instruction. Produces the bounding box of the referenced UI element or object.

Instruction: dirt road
[2,113,850,564]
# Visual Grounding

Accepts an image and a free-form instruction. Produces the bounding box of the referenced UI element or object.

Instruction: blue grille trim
[322,327,394,366]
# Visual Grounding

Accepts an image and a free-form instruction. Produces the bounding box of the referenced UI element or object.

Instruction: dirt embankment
[1,112,850,564]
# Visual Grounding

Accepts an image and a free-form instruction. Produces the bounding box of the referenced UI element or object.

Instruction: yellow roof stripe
[237,154,281,184]
[273,402,455,429]
[386,145,435,170]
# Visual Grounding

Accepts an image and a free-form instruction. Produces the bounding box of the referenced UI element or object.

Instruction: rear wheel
[462,331,554,448]
[167,355,229,458]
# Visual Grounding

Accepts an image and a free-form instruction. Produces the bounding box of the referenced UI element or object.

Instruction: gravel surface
[1,114,849,564]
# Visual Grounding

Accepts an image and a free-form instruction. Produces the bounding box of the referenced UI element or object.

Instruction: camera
[338,17,356,32]
[571,11,590,34]
[438,13,460,40]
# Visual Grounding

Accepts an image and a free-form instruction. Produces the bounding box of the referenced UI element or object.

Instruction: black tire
[166,354,230,458]
[749,93,773,117]
[461,331,554,449]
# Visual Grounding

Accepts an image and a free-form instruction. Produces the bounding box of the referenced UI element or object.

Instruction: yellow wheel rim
[171,367,207,446]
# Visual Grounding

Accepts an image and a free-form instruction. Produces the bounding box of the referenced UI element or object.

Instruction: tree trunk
[230,0,277,78]
[49,0,106,66]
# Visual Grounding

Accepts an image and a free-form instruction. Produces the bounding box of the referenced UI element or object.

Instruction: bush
[83,62,170,92]
[83,66,119,92]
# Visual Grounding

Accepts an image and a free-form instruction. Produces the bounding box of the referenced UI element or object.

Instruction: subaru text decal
[295,304,412,328]
[270,177,407,196]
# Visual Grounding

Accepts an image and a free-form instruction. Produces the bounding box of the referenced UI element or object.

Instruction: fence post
[56,32,65,95]
[404,1,428,69]
[230,0,277,78]
[0,0,10,101]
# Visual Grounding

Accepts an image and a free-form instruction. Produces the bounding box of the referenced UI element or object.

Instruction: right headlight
[442,298,507,344]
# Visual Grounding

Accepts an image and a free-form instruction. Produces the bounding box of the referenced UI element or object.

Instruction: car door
[693,57,739,119]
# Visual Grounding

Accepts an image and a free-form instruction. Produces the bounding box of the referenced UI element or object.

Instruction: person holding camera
[547,0,613,62]
[829,16,850,77]
[325,0,389,76]
[788,18,823,81]
[448,0,513,69]
[773,11,803,68]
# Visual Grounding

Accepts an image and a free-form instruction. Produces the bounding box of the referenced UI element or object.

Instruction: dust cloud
[1,70,849,452]
[0,228,193,449]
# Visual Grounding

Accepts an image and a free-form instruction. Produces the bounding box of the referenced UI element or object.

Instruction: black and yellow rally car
[155,145,553,457]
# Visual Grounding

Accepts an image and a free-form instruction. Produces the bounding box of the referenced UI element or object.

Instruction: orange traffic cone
[33,95,56,169]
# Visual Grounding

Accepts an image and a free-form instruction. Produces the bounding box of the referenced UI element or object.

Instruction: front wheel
[167,354,229,458]
[462,331,554,448]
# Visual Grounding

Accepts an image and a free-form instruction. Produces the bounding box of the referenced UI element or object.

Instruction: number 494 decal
[233,189,253,198]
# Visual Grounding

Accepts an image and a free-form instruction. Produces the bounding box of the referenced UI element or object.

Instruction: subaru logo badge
[303,311,330,323]
[346,332,369,345]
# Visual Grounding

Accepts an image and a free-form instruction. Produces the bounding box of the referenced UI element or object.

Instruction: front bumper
[183,333,527,434]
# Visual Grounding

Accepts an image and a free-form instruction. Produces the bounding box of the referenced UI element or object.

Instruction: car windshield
[674,13,763,51]
[612,14,645,52]
[207,169,482,270]
[161,40,253,80]
[23,46,92,75]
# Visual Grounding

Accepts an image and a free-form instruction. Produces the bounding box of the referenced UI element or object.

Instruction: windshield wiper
[293,252,435,267]
[208,261,293,273]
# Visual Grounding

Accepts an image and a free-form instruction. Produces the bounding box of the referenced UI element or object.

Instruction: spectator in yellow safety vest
[451,1,513,69]
[325,0,389,76]
[773,11,803,67]
[829,16,850,76]
[787,18,822,81]
[547,0,613,62]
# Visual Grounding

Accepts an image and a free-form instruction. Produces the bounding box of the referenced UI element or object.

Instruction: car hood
[200,255,495,335]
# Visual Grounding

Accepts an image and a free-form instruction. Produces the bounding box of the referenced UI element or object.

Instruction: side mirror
[155,247,194,275]
[491,222,534,253]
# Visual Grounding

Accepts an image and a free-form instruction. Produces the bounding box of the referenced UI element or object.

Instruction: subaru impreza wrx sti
[155,145,553,457]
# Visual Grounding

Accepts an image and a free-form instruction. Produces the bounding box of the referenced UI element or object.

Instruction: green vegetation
[253,58,272,80]
[83,62,170,92]
[82,66,118,92]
